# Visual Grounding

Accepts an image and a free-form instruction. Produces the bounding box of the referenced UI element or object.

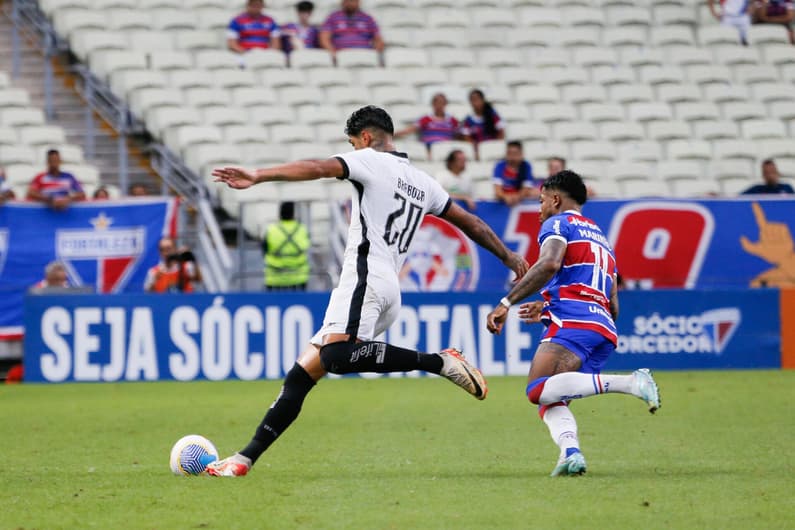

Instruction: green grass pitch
[2,371,794,530]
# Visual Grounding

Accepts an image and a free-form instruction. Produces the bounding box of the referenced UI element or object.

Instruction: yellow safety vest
[264,220,310,287]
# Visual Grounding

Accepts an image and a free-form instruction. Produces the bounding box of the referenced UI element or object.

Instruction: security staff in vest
[263,201,310,291]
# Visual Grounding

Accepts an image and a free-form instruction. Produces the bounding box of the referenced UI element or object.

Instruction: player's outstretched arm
[486,239,566,335]
[441,202,529,280]
[213,159,346,189]
[609,273,619,322]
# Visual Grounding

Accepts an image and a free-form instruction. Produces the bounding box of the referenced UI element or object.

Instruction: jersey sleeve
[227,16,241,38]
[538,215,571,248]
[67,173,84,193]
[425,175,452,216]
[492,161,504,184]
[332,149,375,185]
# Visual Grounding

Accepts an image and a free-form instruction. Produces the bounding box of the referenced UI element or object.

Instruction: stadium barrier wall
[781,289,795,370]
[23,288,782,383]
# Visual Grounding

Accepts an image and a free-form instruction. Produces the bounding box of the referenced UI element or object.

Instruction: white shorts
[310,261,401,345]
[721,13,751,40]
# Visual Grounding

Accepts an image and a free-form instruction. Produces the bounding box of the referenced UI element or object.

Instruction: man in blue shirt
[492,141,542,206]
[743,159,794,195]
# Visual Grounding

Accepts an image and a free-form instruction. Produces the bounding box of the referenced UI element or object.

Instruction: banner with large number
[0,199,177,338]
[400,198,795,293]
[23,289,782,383]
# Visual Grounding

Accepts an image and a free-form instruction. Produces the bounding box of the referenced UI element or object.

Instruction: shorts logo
[399,216,479,292]
[55,212,146,293]
[617,307,741,355]
[0,229,8,278]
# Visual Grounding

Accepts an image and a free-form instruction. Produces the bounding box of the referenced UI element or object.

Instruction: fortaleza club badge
[56,212,146,293]
[399,216,479,292]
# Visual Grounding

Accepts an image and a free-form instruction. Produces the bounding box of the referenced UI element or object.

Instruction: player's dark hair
[296,0,313,12]
[542,169,588,206]
[762,158,775,166]
[445,149,463,169]
[470,89,497,138]
[280,201,295,220]
[345,105,394,136]
[507,140,522,151]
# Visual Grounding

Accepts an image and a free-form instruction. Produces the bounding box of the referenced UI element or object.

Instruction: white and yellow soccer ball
[169,435,218,476]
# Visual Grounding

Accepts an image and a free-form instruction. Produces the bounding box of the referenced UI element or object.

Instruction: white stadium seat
[571,141,616,162]
[336,49,380,68]
[222,125,269,146]
[581,103,625,123]
[0,145,37,166]
[709,160,754,181]
[4,164,39,186]
[606,162,653,182]
[384,48,429,69]
[647,120,691,141]
[128,88,183,118]
[0,108,45,127]
[18,125,67,147]
[202,107,248,127]
[713,139,758,161]
[163,125,223,155]
[747,25,791,46]
[0,89,31,109]
[600,121,644,142]
[667,140,712,161]
[554,121,599,142]
[429,141,476,162]
[741,119,788,140]
[670,179,721,198]
[657,84,702,104]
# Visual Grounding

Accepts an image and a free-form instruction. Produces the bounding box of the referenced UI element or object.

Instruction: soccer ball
[169,434,218,476]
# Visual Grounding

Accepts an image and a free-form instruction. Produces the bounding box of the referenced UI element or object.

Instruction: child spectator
[227,0,282,53]
[493,141,539,206]
[435,149,476,211]
[281,1,319,53]
[27,149,85,210]
[320,0,383,59]
[395,93,460,154]
[462,89,505,149]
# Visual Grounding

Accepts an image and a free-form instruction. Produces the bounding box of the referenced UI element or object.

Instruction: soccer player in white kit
[207,106,528,476]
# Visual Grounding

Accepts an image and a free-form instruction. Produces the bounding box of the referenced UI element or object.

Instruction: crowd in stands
[709,0,795,45]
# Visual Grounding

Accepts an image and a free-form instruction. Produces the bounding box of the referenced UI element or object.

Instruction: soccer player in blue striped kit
[487,170,661,476]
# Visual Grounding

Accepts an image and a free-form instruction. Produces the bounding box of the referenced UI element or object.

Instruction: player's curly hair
[542,169,588,205]
[345,105,394,136]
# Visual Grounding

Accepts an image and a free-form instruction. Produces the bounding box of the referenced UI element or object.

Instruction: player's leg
[526,332,660,413]
[206,344,325,477]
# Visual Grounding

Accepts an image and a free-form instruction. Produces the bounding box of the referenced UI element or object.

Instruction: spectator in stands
[264,201,310,291]
[128,183,150,196]
[32,261,70,289]
[751,0,795,44]
[281,1,319,53]
[708,0,752,45]
[319,0,384,59]
[435,149,476,211]
[144,237,202,293]
[92,186,110,200]
[742,159,795,194]
[493,141,539,206]
[547,156,566,177]
[227,0,282,53]
[27,149,85,210]
[0,168,15,204]
[462,89,505,154]
[395,93,461,155]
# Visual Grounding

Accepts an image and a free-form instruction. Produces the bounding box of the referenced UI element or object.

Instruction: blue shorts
[540,327,615,374]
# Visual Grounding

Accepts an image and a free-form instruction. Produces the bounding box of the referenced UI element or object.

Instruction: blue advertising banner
[0,200,177,338]
[23,289,780,383]
[403,198,795,293]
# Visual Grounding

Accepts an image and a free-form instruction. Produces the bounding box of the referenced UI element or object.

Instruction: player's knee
[319,342,354,374]
[526,376,549,404]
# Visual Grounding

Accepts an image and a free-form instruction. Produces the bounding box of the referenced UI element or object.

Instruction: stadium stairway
[0,4,160,194]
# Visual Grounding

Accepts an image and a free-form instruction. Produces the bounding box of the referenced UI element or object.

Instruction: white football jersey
[335,148,452,276]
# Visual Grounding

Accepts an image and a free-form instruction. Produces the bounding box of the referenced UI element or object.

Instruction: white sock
[542,405,580,459]
[538,372,635,405]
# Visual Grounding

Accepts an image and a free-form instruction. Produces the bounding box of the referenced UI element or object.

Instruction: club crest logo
[699,307,741,354]
[399,216,479,292]
[55,212,146,293]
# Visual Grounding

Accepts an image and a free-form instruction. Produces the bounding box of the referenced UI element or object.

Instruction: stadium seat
[476,139,507,162]
[395,140,428,161]
[639,66,686,86]
[146,106,202,138]
[195,7,232,31]
[413,29,463,48]
[527,49,572,69]
[567,160,605,181]
[315,124,348,145]
[194,50,241,71]
[426,8,471,29]
[618,141,663,162]
[42,143,84,164]
[600,121,644,141]
[260,69,306,89]
[752,83,795,104]
[378,8,425,29]
[571,141,616,162]
[129,88,183,119]
[18,126,67,147]
[518,7,563,28]
[222,125,269,146]
[429,141,475,162]
[708,160,754,182]
[722,101,767,122]
[109,70,168,100]
[297,105,343,126]
[561,84,608,105]
[303,67,352,89]
[650,25,695,47]
[478,49,524,69]
[53,9,107,38]
[384,48,429,69]
[610,84,654,104]
[554,121,599,142]
[62,163,100,186]
[184,87,232,109]
[741,119,787,140]
[702,83,749,104]
[336,49,380,68]
[471,8,517,29]
[0,108,45,127]
[238,49,286,71]
[609,6,650,27]
[734,65,780,86]
[371,85,419,106]
[270,124,316,144]
[4,164,38,187]
[782,64,795,84]
[533,103,577,123]
[70,30,127,63]
[589,178,621,197]
[202,107,248,127]
[669,179,721,198]
[602,26,647,48]
[720,177,754,195]
[581,103,625,123]
[697,25,740,46]
[524,140,569,161]
[290,49,334,69]
[656,83,702,104]
[758,139,795,159]
[555,27,601,48]
[629,102,673,122]
[713,139,758,161]
[277,86,325,107]
[248,105,296,127]
[621,48,666,68]
[647,120,691,141]
[288,143,335,161]
[0,89,31,109]
[769,102,795,121]
[151,8,197,31]
[148,50,193,70]
[430,49,475,69]
[400,67,448,88]
[212,69,257,90]
[508,28,552,48]
[183,143,242,176]
[173,30,218,51]
[591,66,636,86]
[168,69,213,90]
[572,47,619,68]
[605,161,653,182]
[504,122,551,142]
[621,179,670,198]
[763,44,795,66]
[90,51,148,81]
[666,139,712,161]
[538,67,589,87]
[0,127,17,146]
[747,25,791,46]
[163,124,222,156]
[563,6,607,28]
[666,46,712,67]
[686,64,731,85]
[713,45,759,66]
[106,8,152,31]
[0,145,36,166]
[674,102,720,123]
[326,86,372,107]
[497,103,531,123]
